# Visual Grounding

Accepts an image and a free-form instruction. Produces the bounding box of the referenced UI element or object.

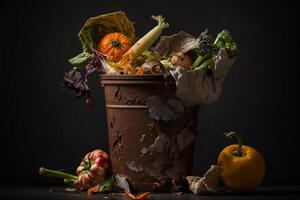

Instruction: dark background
[0,0,298,186]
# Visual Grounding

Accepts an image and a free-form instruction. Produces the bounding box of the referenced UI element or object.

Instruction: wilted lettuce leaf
[69,11,136,68]
[153,31,199,57]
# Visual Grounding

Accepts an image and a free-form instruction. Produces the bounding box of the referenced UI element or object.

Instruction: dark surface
[0,0,298,186]
[1,186,300,200]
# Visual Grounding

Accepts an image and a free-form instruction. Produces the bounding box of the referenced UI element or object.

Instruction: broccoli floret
[213,29,238,58]
[192,29,238,70]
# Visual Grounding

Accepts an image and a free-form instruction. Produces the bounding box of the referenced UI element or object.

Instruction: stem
[83,160,92,171]
[124,15,169,60]
[64,178,76,185]
[39,167,77,181]
[110,40,121,48]
[192,54,208,68]
[193,57,213,71]
[224,132,245,157]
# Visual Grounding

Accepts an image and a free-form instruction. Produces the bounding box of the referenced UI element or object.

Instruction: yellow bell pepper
[217,132,265,192]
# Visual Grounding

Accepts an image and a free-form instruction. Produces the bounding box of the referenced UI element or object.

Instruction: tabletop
[1,185,300,200]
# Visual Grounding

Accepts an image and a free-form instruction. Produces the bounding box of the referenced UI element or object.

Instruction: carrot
[135,67,144,75]
[123,192,151,200]
[136,192,151,200]
[124,192,137,199]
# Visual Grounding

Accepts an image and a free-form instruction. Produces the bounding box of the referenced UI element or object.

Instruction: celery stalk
[109,15,169,73]
[124,15,169,61]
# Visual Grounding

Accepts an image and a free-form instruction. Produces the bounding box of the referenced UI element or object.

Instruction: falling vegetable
[109,15,169,73]
[217,132,265,192]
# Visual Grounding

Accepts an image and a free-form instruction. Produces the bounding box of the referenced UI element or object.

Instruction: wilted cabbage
[69,11,136,68]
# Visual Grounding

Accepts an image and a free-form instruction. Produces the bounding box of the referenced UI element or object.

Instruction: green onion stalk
[39,167,77,184]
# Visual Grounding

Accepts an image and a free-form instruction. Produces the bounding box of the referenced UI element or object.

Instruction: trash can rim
[99,74,167,81]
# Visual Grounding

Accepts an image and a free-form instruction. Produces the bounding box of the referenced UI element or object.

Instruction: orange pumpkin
[98,32,131,62]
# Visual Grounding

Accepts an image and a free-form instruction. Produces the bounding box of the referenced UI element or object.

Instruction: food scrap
[39,149,111,190]
[124,192,151,200]
[64,11,237,107]
[186,165,221,194]
[75,149,111,190]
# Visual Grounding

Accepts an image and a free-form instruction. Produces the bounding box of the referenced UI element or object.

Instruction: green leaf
[68,52,91,68]
[98,176,115,193]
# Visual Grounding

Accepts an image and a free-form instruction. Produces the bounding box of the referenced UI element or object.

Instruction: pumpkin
[98,32,131,62]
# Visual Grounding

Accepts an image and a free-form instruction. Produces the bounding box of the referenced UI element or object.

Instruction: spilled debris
[114,174,131,192]
[186,165,221,194]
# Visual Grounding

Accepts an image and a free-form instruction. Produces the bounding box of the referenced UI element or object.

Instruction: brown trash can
[100,74,198,192]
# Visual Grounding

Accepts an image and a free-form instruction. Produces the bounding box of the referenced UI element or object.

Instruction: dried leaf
[63,68,90,98]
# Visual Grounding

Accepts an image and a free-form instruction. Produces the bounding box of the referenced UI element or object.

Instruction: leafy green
[69,11,136,68]
[68,52,91,67]
[213,30,238,58]
[98,176,115,193]
[192,29,238,70]
[65,11,136,105]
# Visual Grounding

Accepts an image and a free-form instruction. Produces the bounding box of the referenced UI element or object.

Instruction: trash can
[100,74,198,192]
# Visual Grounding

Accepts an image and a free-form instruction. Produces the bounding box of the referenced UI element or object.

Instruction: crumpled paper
[173,48,235,106]
[186,165,221,194]
[153,31,199,57]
